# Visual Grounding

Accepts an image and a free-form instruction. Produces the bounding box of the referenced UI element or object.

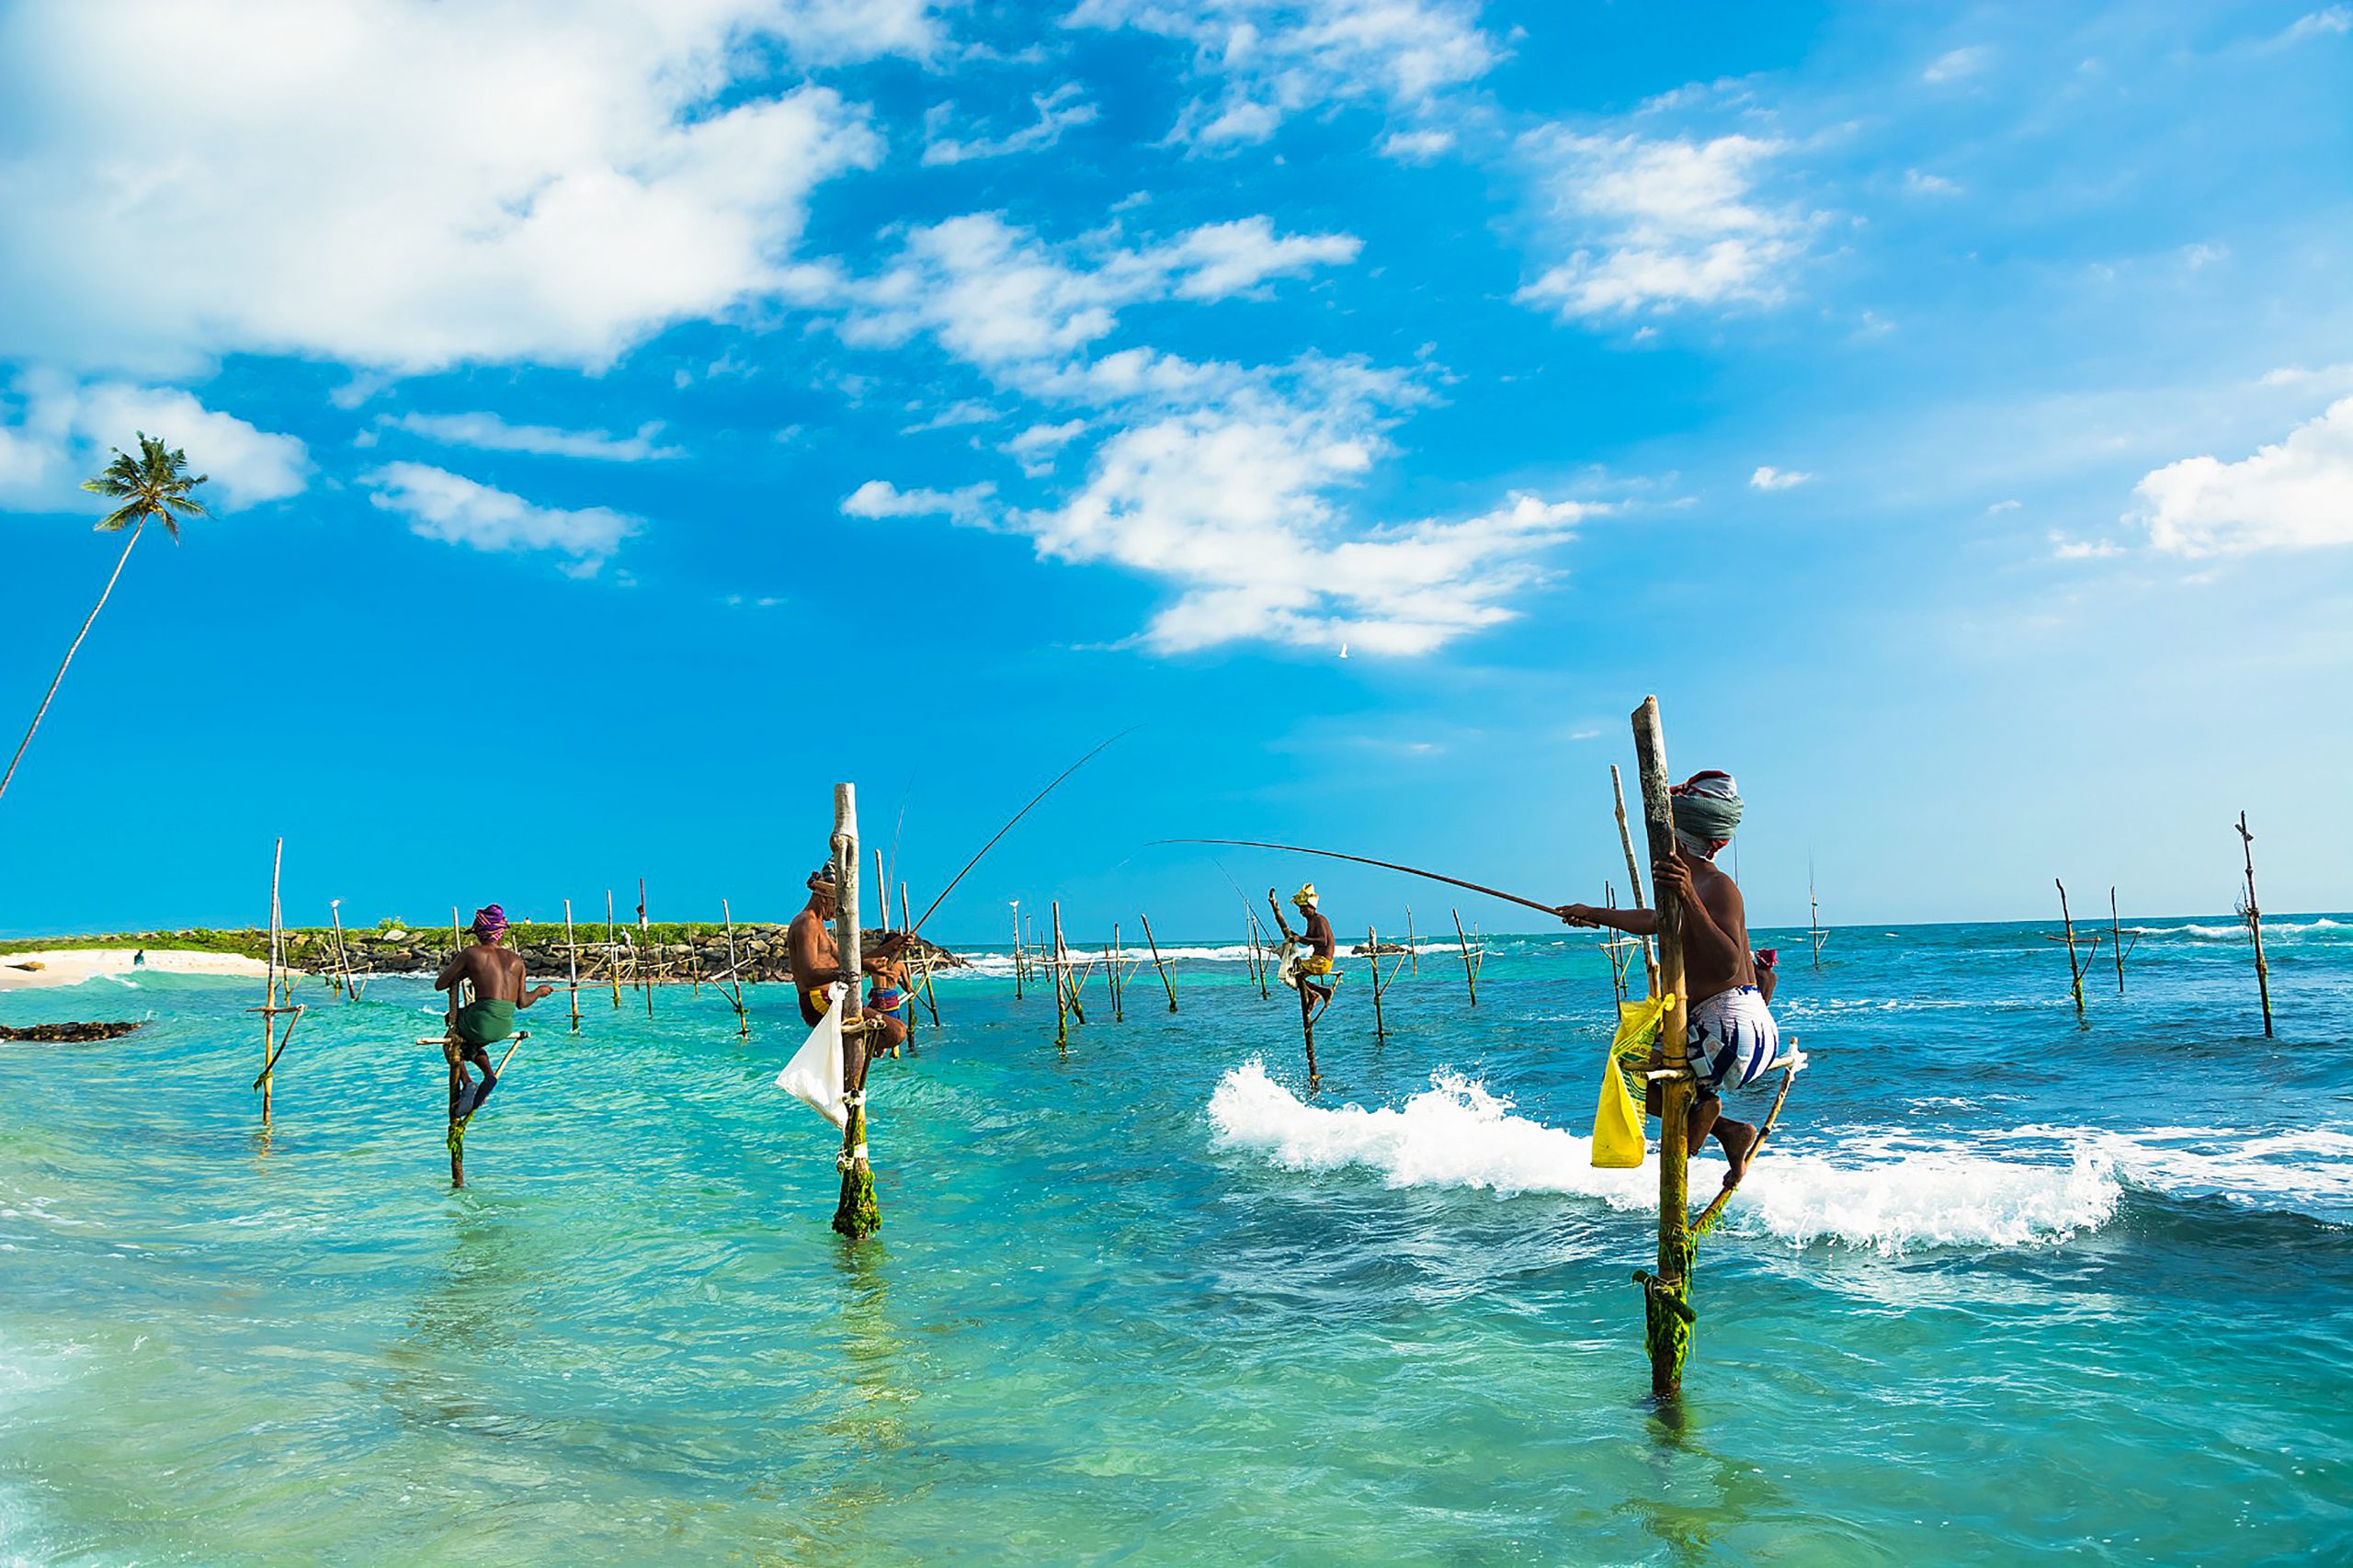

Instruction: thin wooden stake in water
[606,889,620,1007]
[259,838,284,1127]
[327,897,350,1000]
[1631,696,1695,1403]
[637,879,654,1019]
[2057,879,2088,1025]
[2238,813,2275,1039]
[1051,900,1070,1052]
[563,898,582,1031]
[1011,902,1025,1001]
[1367,924,1387,1041]
[1451,907,1479,1007]
[1109,924,1125,1022]
[1808,859,1826,971]
[1141,913,1178,1013]
[1405,905,1417,978]
[2109,887,2127,996]
[722,897,748,1037]
[832,784,880,1240]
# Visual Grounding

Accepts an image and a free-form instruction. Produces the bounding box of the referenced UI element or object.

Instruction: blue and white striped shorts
[1684,985,1781,1095]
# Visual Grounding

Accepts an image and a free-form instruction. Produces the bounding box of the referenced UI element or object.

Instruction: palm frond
[78,431,210,536]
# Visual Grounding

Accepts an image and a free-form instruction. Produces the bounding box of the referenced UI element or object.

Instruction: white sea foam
[1206,1061,2122,1255]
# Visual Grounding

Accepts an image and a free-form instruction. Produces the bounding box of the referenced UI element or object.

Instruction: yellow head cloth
[1291,883,1317,908]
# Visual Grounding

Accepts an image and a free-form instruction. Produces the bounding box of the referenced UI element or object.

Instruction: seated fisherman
[1268,883,1338,1020]
[1554,772,1786,1187]
[433,904,551,1115]
[866,945,915,1056]
[787,867,909,1054]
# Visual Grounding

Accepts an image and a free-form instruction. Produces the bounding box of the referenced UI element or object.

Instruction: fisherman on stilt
[1268,883,1338,1023]
[788,867,909,1052]
[433,905,551,1117]
[1555,772,1790,1187]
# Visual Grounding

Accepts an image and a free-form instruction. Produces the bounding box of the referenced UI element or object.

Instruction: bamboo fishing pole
[1159,839,1563,919]
[1141,913,1177,1013]
[904,729,1133,939]
[904,883,940,1028]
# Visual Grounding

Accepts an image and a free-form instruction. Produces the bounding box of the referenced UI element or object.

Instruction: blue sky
[3,0,2349,943]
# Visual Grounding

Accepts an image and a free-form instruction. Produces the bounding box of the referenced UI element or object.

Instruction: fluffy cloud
[816,213,1359,390]
[1067,0,1497,147]
[1922,45,1993,83]
[1517,130,1810,321]
[0,1,900,375]
[1750,466,1811,490]
[379,412,683,461]
[849,362,1597,654]
[0,376,309,511]
[2131,397,2353,555]
[842,479,996,525]
[364,462,637,574]
[923,84,1100,165]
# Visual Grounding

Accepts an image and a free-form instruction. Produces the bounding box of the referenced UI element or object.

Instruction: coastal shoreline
[0,949,274,992]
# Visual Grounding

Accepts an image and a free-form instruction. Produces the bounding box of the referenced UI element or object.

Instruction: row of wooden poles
[2051,809,2279,1037]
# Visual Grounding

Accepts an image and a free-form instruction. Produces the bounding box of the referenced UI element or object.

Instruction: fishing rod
[1154,837,1562,920]
[905,729,1136,938]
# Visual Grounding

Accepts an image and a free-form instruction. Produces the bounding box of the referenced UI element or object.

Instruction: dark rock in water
[0,1020,146,1043]
[1351,942,1412,956]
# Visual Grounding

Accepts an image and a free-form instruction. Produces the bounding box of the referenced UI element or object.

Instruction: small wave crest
[1206,1061,2120,1254]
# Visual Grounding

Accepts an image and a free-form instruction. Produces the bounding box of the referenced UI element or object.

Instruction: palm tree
[0,433,208,806]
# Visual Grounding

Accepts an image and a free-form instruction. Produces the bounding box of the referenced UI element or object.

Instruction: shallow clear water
[2,918,2348,1564]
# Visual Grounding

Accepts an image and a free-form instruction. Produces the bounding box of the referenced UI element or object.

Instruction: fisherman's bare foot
[1715,1119,1760,1187]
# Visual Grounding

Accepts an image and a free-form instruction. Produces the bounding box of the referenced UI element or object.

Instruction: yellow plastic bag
[1592,1052,1645,1168]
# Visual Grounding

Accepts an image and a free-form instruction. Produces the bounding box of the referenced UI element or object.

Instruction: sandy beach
[0,949,277,992]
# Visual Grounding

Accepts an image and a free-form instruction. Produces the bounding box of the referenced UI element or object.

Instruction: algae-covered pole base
[831,783,881,1240]
[1631,695,1695,1402]
[1052,900,1070,1052]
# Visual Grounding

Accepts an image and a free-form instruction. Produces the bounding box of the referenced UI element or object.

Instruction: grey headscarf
[1670,771,1743,858]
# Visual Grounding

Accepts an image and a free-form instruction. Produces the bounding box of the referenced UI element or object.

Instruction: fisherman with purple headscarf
[434,903,554,1116]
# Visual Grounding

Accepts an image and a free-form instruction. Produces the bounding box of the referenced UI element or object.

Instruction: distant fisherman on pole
[1556,772,1788,1187]
[434,905,552,1117]
[1268,883,1337,1022]
[788,867,908,1052]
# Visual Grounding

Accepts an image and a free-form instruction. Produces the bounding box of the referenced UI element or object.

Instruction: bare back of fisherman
[1553,772,1790,1187]
[434,905,552,1116]
[786,868,908,1056]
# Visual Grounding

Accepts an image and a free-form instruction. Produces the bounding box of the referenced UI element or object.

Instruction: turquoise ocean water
[1,917,2348,1564]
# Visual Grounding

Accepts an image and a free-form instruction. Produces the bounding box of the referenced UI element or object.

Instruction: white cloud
[2049,530,2121,560]
[381,412,682,461]
[1380,127,1458,163]
[861,361,1597,654]
[1749,465,1811,491]
[1923,45,1993,83]
[2131,397,2353,555]
[0,375,309,511]
[1005,419,1089,475]
[841,479,996,526]
[2259,362,2353,391]
[364,461,636,574]
[0,2,900,375]
[2181,243,2228,270]
[1987,498,2022,513]
[1066,0,1498,147]
[1904,168,1962,196]
[816,213,1359,389]
[1516,130,1810,321]
[923,84,1099,165]
[901,400,999,435]
[2281,6,2352,41]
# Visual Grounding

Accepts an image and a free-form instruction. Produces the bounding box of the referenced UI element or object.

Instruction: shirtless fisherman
[1267,883,1337,1021]
[787,867,909,1054]
[1555,772,1786,1186]
[434,904,552,1116]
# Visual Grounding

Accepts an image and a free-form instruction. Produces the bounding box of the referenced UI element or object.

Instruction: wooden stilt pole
[2237,813,2275,1039]
[327,897,348,1000]
[1141,913,1177,1012]
[638,879,654,1018]
[1405,905,1417,978]
[1367,924,1386,1040]
[1052,900,1070,1052]
[1011,902,1025,1000]
[1109,924,1125,1022]
[832,783,880,1239]
[259,839,284,1127]
[904,884,940,1028]
[450,906,462,971]
[606,889,620,1007]
[1631,696,1695,1403]
[722,897,748,1038]
[1807,858,1825,970]
[1612,763,1660,992]
[1249,917,1270,1000]
[2057,880,2088,1025]
[1296,960,1320,1087]
[2109,887,2127,995]
[563,898,582,1031]
[1451,907,1479,1007]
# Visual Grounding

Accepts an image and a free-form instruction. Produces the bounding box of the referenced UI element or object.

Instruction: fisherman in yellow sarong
[1267,883,1337,1021]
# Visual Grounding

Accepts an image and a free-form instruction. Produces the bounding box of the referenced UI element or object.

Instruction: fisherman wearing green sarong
[434,905,552,1117]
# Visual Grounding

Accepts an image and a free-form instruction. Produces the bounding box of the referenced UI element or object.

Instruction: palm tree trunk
[0,519,143,806]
